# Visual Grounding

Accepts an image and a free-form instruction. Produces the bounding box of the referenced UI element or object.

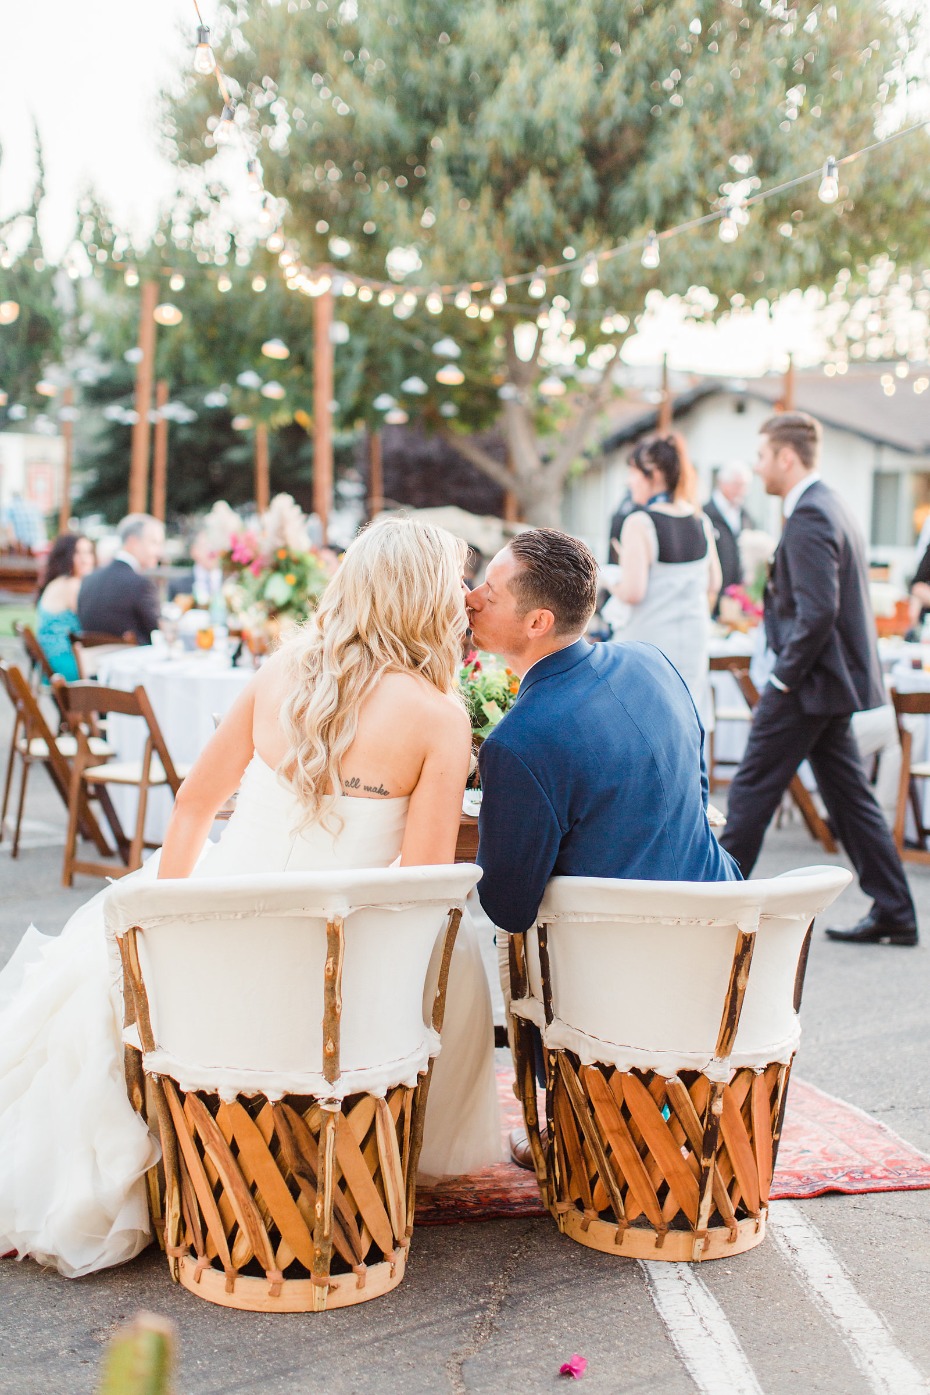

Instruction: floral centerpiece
[459,650,520,740]
[202,495,332,649]
[718,528,774,632]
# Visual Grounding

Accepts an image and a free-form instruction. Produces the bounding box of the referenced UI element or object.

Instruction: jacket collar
[517,637,593,697]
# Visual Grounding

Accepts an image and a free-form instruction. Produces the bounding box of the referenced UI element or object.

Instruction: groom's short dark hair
[506,528,598,634]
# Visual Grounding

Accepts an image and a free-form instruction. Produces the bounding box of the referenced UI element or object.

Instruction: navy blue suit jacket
[476,639,740,934]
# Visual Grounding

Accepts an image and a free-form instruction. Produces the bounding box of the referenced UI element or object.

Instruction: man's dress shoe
[824,913,918,946]
[509,1126,548,1170]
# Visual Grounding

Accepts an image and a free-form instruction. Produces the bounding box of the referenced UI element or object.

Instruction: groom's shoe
[509,1127,548,1170]
[824,912,918,946]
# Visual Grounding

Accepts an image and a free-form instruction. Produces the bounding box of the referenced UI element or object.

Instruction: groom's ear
[526,607,557,638]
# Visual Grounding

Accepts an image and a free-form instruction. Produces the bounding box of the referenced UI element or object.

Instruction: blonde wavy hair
[278,516,468,827]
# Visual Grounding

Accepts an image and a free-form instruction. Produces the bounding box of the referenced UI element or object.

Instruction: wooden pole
[657,353,673,433]
[128,280,158,515]
[367,429,383,520]
[312,280,335,543]
[58,386,74,534]
[503,448,520,524]
[255,422,270,514]
[782,354,796,412]
[150,380,169,523]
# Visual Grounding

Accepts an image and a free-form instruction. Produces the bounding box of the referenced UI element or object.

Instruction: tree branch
[439,430,517,494]
[548,353,618,483]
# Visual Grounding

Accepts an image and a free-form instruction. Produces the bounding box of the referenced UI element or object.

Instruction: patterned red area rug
[416,1069,930,1225]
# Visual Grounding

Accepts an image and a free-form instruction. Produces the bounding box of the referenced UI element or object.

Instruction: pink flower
[230,531,259,566]
[559,1355,587,1380]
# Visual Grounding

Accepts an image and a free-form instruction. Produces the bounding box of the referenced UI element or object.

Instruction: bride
[0,517,502,1279]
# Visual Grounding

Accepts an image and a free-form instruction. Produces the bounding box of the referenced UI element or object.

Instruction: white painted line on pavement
[769,1201,929,1394]
[641,1261,764,1395]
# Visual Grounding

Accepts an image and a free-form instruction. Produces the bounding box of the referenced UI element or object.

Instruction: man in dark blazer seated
[78,513,164,645]
[719,412,917,947]
[704,461,755,607]
[466,529,739,1163]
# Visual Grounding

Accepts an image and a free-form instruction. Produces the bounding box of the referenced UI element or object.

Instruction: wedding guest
[77,513,164,644]
[466,528,739,1165]
[719,412,917,947]
[608,433,721,726]
[168,529,223,605]
[34,533,97,682]
[704,461,755,605]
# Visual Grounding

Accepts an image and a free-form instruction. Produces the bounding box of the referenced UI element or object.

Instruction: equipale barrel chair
[508,866,850,1263]
[104,864,481,1312]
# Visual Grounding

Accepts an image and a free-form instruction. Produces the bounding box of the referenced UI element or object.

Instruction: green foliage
[459,651,520,738]
[161,0,929,520]
[0,130,61,422]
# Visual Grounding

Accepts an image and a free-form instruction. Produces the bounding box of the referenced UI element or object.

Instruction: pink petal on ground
[559,1354,587,1379]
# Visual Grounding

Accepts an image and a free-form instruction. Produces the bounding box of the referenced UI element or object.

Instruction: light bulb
[536,305,550,329]
[124,268,139,287]
[358,285,374,302]
[378,288,396,307]
[426,286,444,314]
[490,278,508,306]
[266,232,285,253]
[818,156,839,204]
[641,232,660,270]
[719,206,739,243]
[261,381,286,400]
[529,266,547,298]
[454,287,472,310]
[600,312,616,335]
[246,159,263,191]
[258,196,276,228]
[251,275,267,293]
[465,303,480,319]
[539,375,566,398]
[580,254,600,288]
[479,304,494,321]
[193,24,215,75]
[0,301,20,324]
[261,338,290,360]
[217,274,232,293]
[214,102,237,146]
[436,364,465,386]
[169,272,185,292]
[153,303,183,326]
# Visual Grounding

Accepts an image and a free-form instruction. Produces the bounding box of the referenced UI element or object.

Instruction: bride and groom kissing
[0,519,735,1278]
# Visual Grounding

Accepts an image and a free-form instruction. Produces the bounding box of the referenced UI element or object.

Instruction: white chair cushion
[83,757,192,784]
[17,734,113,760]
[104,864,481,1101]
[713,707,752,724]
[510,866,851,1079]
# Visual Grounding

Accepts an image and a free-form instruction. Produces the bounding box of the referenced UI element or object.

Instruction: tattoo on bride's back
[344,777,391,796]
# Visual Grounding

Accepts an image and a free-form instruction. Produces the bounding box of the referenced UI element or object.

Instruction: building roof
[601,366,930,457]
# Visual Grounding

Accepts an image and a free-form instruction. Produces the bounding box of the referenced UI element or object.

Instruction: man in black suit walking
[78,513,164,644]
[720,412,917,946]
[704,461,754,605]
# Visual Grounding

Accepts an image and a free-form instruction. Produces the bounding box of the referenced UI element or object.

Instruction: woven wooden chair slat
[218,1101,317,1271]
[274,1102,362,1267]
[558,1059,630,1227]
[188,1104,240,1259]
[719,1082,762,1215]
[333,1111,396,1257]
[621,1074,701,1226]
[751,1073,776,1199]
[187,1095,281,1278]
[553,1084,594,1211]
[580,1067,663,1230]
[164,1083,235,1277]
[375,1098,406,1242]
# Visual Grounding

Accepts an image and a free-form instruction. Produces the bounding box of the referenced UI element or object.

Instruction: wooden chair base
[521,1046,790,1264]
[176,1249,406,1312]
[152,1078,424,1312]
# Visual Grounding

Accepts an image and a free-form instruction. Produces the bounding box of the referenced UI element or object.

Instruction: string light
[214,101,237,146]
[436,364,465,386]
[217,273,232,292]
[261,338,290,359]
[124,267,139,287]
[819,156,839,204]
[246,159,262,191]
[453,287,472,310]
[580,255,600,288]
[641,232,660,269]
[0,301,20,324]
[529,267,547,298]
[478,304,494,321]
[490,278,508,306]
[169,272,185,292]
[153,303,183,326]
[193,24,215,75]
[425,286,444,314]
[718,205,739,243]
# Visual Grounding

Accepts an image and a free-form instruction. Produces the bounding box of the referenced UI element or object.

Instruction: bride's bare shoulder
[375,671,470,738]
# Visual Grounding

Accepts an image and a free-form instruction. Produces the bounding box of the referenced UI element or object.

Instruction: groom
[465,528,739,1165]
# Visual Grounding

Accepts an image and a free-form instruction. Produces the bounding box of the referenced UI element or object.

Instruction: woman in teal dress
[34,533,97,682]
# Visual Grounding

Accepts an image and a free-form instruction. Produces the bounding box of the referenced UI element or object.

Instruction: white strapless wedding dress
[0,756,502,1278]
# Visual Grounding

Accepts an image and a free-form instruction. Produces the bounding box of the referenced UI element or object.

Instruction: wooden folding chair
[708,653,754,791]
[14,622,56,691]
[891,688,930,864]
[0,661,115,859]
[53,677,191,884]
[70,630,136,679]
[708,655,836,853]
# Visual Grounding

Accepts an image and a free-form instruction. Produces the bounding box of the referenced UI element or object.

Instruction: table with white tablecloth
[96,646,253,844]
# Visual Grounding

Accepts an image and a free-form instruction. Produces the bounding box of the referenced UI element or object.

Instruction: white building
[0,431,65,522]
[563,365,930,584]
